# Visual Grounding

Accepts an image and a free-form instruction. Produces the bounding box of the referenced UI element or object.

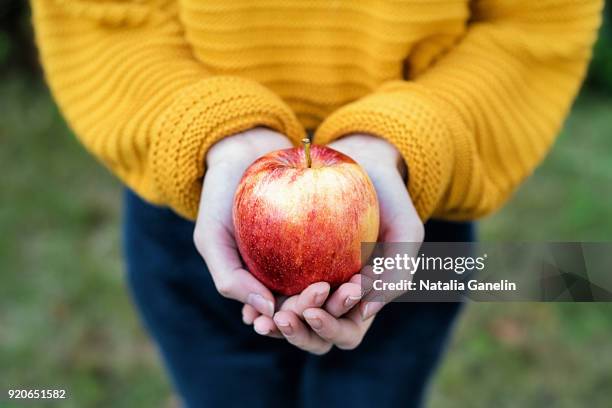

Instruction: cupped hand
[247,134,424,354]
[193,127,293,318]
[244,274,366,353]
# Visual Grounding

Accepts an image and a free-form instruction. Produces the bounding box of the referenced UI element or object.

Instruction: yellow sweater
[32,0,602,220]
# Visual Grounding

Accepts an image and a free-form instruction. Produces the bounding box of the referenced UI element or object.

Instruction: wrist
[206,127,292,168]
[328,134,407,180]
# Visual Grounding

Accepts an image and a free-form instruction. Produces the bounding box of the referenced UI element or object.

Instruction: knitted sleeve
[315,0,603,221]
[31,0,305,220]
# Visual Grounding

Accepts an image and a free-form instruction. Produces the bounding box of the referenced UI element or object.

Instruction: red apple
[233,140,379,296]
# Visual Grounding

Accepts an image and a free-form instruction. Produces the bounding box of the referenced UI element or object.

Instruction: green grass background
[1,73,611,407]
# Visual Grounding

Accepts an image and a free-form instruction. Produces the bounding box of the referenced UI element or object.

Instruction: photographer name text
[373,279,517,292]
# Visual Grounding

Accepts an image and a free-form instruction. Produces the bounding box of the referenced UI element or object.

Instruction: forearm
[315,0,603,220]
[32,0,305,219]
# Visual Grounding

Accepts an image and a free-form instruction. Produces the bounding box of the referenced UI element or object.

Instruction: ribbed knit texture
[32,0,602,220]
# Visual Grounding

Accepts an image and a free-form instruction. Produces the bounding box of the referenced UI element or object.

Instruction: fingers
[253,315,283,339]
[249,283,332,345]
[303,308,374,350]
[279,282,330,315]
[359,297,385,321]
[242,304,259,325]
[214,265,275,317]
[273,311,332,355]
[323,276,362,318]
[245,282,331,343]
[358,249,407,321]
[254,278,377,352]
[359,265,387,321]
[358,207,423,321]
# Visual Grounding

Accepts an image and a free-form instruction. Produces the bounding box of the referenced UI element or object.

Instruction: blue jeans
[123,190,474,408]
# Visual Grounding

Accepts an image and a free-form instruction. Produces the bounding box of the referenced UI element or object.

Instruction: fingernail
[306,317,323,330]
[314,291,327,306]
[254,325,269,336]
[344,295,361,309]
[247,293,274,317]
[275,319,293,336]
[361,301,383,321]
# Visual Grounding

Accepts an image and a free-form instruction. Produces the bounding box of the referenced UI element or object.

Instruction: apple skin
[233,144,379,296]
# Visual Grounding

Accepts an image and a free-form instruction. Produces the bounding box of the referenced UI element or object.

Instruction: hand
[244,275,367,353]
[247,134,424,354]
[326,134,424,317]
[193,127,293,317]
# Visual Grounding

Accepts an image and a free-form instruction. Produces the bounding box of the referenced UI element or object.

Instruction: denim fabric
[123,189,475,408]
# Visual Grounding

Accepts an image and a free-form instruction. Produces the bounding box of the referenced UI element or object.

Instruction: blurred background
[1,1,611,407]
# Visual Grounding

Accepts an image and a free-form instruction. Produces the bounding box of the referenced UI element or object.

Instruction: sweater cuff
[314,82,467,220]
[151,76,305,220]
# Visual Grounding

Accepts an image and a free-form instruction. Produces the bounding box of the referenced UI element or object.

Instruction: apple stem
[302,138,312,168]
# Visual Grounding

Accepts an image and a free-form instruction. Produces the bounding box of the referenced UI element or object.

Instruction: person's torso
[180,0,470,128]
